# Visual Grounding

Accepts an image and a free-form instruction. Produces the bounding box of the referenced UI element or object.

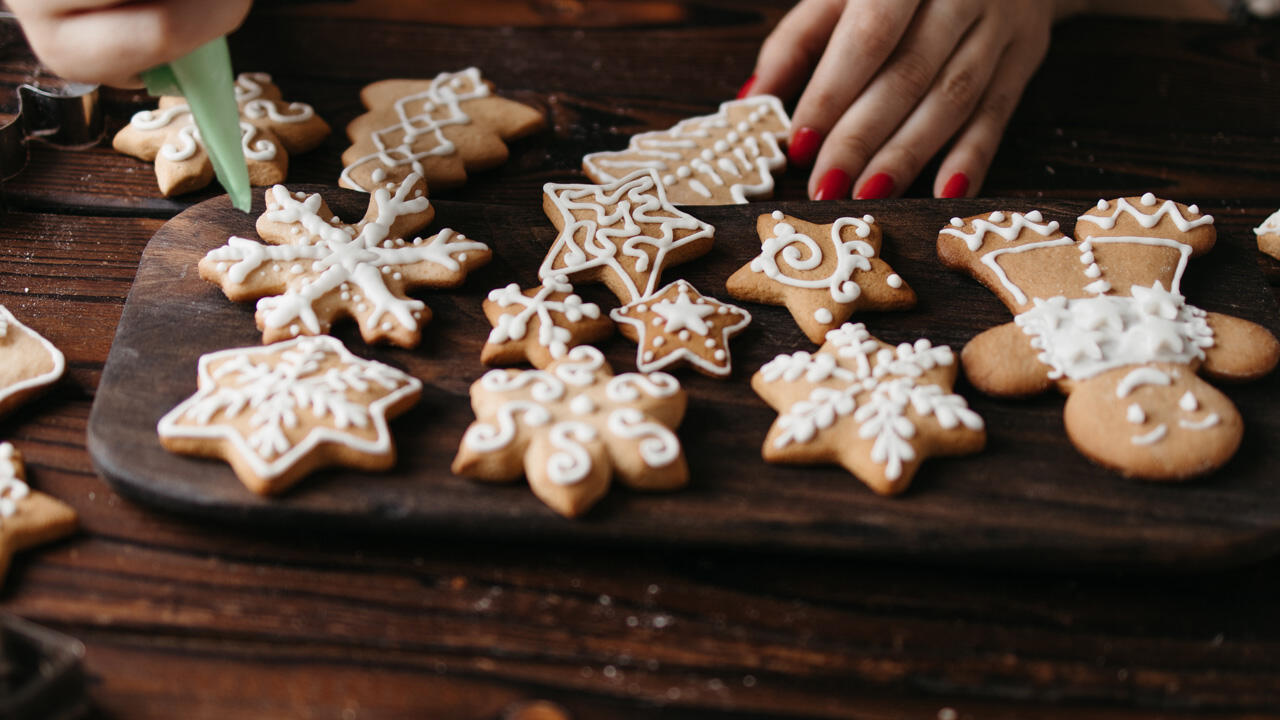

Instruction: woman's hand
[745,0,1087,199]
[7,0,253,88]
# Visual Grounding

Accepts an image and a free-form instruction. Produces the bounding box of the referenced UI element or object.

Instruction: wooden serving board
[88,189,1280,569]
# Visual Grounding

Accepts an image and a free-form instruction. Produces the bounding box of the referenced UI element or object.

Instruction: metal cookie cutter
[0,81,103,181]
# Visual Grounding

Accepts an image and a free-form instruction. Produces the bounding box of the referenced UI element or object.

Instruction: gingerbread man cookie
[0,442,77,585]
[200,173,491,348]
[113,72,330,197]
[726,211,916,343]
[583,96,791,205]
[1256,208,1280,260]
[539,169,715,304]
[452,345,688,518]
[340,68,545,194]
[610,279,752,377]
[752,323,985,496]
[481,276,613,369]
[158,335,422,495]
[938,195,1280,480]
[0,305,65,417]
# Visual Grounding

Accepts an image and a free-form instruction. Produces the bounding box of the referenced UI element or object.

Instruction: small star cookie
[113,72,330,197]
[453,345,688,518]
[1256,208,1280,260]
[726,211,916,344]
[0,442,77,585]
[0,305,65,417]
[200,173,491,348]
[610,279,751,377]
[158,335,422,495]
[481,276,613,369]
[753,323,985,496]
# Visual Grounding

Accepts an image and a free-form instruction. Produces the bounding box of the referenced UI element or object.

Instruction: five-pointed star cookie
[752,323,985,496]
[726,211,916,343]
[610,279,752,377]
[200,172,491,348]
[481,275,614,369]
[0,305,66,418]
[158,335,422,495]
[453,345,688,518]
[0,442,77,585]
[113,72,330,197]
[539,169,716,304]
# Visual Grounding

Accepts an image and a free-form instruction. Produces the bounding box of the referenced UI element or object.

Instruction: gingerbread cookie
[0,306,65,417]
[113,72,330,197]
[752,323,985,496]
[726,211,916,343]
[340,68,545,194]
[540,169,715,304]
[0,442,78,585]
[452,345,687,518]
[481,276,613,368]
[583,96,790,205]
[1256,208,1280,260]
[938,196,1280,481]
[200,173,491,348]
[610,279,751,377]
[158,335,422,495]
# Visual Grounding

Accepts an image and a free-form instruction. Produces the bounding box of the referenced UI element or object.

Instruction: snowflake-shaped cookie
[0,442,77,586]
[452,345,688,518]
[753,323,985,496]
[0,305,66,418]
[610,279,752,377]
[727,212,916,343]
[158,335,422,495]
[200,172,491,348]
[539,169,715,304]
[113,72,330,196]
[481,276,613,369]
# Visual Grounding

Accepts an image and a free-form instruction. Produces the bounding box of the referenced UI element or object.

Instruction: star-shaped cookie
[610,279,752,377]
[481,276,613,369]
[0,305,66,417]
[158,335,422,495]
[0,442,77,585]
[727,211,916,343]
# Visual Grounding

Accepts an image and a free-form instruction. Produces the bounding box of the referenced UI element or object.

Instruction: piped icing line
[0,305,67,411]
[979,237,1076,305]
[1130,423,1168,446]
[1078,194,1214,232]
[609,279,751,377]
[1079,235,1194,297]
[1179,413,1221,431]
[940,210,1061,252]
[0,442,30,523]
[486,276,603,361]
[749,211,877,304]
[1115,367,1173,398]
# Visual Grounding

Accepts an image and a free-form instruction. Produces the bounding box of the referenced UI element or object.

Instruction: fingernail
[736,75,757,99]
[855,172,895,200]
[940,172,970,199]
[814,168,852,201]
[788,127,822,167]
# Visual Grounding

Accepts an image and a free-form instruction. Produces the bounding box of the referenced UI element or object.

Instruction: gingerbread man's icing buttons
[158,336,422,495]
[341,68,545,194]
[752,323,985,496]
[0,305,66,418]
[610,279,751,378]
[199,173,491,348]
[583,96,791,206]
[113,72,330,197]
[0,442,77,586]
[481,276,613,369]
[452,345,688,518]
[726,211,915,344]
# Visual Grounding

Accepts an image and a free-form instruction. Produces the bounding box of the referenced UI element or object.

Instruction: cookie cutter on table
[0,81,103,181]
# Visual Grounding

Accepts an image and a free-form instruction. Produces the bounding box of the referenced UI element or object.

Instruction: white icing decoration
[609,280,751,376]
[0,443,30,522]
[546,422,598,485]
[940,211,1061,251]
[0,305,66,412]
[1131,424,1168,446]
[1255,209,1280,238]
[814,308,833,325]
[1126,403,1145,424]
[1077,197,1214,232]
[1179,413,1220,430]
[651,284,715,335]
[886,274,903,289]
[1179,391,1198,412]
[981,237,1076,305]
[487,276,602,360]
[749,214,877,305]
[1115,367,1173,398]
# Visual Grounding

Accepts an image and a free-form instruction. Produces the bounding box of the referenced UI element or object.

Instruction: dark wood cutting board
[87,188,1280,569]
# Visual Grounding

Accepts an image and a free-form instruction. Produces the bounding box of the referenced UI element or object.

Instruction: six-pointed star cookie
[753,323,985,496]
[482,276,614,368]
[158,335,422,495]
[539,169,715,304]
[0,305,66,418]
[113,72,330,197]
[726,211,916,343]
[200,173,491,348]
[0,442,77,585]
[610,279,752,377]
[453,345,688,518]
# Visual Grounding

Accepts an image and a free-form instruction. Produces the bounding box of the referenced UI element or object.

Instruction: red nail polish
[788,127,822,167]
[814,168,852,201]
[856,172,895,200]
[736,75,757,100]
[940,172,970,199]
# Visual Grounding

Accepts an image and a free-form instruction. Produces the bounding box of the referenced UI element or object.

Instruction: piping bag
[140,37,251,212]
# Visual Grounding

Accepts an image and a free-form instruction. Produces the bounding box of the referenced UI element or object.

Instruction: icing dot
[340,292,351,301]
[862,214,875,224]
[814,308,834,324]
[381,322,393,331]
[290,264,303,274]
[886,274,903,289]
[392,272,402,280]
[652,317,663,326]
[1189,204,1200,215]
[458,253,468,262]
[1141,192,1157,206]
[990,211,1006,223]
[1026,210,1043,222]
[289,324,300,335]
[1127,403,1146,424]
[700,149,714,161]
[1080,252,1095,264]
[570,396,595,415]
[950,217,964,227]
[381,266,391,274]
[1096,199,1109,210]
[636,304,647,313]
[294,192,306,200]
[704,338,716,348]
[736,121,750,133]
[662,175,676,185]
[677,166,692,179]
[272,265,282,272]
[727,131,740,142]
[643,351,655,362]
[330,216,340,223]
[357,303,367,312]
[1179,391,1198,412]
[653,336,665,348]
[678,330,691,342]
[714,350,726,361]
[771,210,784,220]
[717,306,728,314]
[713,140,729,153]
[371,168,386,183]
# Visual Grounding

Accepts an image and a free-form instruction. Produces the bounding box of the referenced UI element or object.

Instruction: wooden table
[3,3,1280,718]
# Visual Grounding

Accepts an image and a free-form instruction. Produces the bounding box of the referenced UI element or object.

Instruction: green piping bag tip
[140,36,251,212]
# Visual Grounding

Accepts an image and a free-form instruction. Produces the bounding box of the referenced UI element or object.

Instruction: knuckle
[845,6,898,60]
[829,131,878,168]
[980,89,1018,124]
[883,144,924,176]
[887,48,937,100]
[938,67,981,113]
[801,85,850,123]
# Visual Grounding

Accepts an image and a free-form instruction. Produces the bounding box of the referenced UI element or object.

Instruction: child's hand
[8,0,253,87]
[746,0,1086,199]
